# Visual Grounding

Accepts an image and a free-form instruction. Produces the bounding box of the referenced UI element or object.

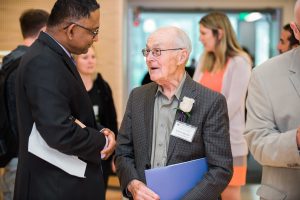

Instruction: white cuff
[101,135,108,159]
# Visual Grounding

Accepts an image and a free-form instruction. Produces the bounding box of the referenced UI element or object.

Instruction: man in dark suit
[0,9,49,200]
[115,26,233,200]
[14,0,115,200]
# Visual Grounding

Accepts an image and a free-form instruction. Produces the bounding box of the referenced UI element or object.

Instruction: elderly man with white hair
[115,26,233,200]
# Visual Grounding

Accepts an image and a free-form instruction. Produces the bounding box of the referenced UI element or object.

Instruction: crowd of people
[0,0,299,200]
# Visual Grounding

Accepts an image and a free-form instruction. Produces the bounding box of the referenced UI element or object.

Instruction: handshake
[73,117,116,160]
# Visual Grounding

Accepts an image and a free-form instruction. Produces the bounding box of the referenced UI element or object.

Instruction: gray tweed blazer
[115,75,233,200]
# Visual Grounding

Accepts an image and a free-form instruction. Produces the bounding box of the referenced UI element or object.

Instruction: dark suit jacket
[115,75,233,200]
[14,32,107,200]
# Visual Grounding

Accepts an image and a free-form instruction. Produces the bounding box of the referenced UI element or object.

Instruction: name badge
[170,120,197,142]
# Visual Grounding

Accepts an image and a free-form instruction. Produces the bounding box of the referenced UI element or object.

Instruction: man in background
[0,9,49,200]
[14,0,115,199]
[277,23,299,54]
[245,1,300,199]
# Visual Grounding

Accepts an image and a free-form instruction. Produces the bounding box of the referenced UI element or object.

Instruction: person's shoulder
[231,54,249,62]
[229,54,251,68]
[128,82,156,99]
[18,45,63,80]
[95,73,106,84]
[95,73,113,91]
[192,79,223,101]
[253,48,297,76]
[24,39,62,66]
[191,82,226,112]
[133,82,157,93]
[2,45,28,67]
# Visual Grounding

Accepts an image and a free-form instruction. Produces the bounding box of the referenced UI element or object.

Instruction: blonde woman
[193,12,251,200]
[74,47,118,197]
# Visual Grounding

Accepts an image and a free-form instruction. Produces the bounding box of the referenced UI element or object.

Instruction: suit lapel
[62,54,85,85]
[289,48,300,98]
[167,75,197,162]
[144,83,158,161]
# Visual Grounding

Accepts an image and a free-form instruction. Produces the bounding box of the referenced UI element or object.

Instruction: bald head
[145,26,192,89]
[148,26,192,54]
[295,1,300,20]
[290,1,300,42]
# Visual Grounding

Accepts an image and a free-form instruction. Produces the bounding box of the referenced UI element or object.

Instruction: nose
[277,43,281,51]
[146,51,155,61]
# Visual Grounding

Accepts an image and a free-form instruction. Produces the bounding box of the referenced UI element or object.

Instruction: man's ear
[290,22,300,41]
[65,24,76,40]
[177,49,188,65]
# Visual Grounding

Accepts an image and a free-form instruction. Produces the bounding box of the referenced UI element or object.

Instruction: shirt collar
[44,32,72,58]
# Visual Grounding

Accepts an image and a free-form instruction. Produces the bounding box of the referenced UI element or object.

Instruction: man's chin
[72,46,90,55]
[150,76,165,85]
[149,75,158,82]
[80,48,89,54]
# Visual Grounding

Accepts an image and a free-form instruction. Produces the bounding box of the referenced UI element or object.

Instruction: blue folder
[145,157,208,200]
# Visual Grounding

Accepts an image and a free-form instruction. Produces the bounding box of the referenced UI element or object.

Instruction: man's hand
[128,179,160,200]
[101,128,116,160]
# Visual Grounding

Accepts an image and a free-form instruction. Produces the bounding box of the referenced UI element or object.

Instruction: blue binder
[145,157,208,200]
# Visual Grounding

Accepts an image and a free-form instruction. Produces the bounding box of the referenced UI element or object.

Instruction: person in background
[74,46,118,196]
[193,12,252,200]
[0,9,49,200]
[277,23,299,54]
[245,1,300,199]
[116,26,232,200]
[14,0,116,199]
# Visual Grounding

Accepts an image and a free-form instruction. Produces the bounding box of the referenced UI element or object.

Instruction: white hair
[150,26,192,54]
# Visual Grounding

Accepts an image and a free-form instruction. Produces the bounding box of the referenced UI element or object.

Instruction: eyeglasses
[64,22,99,38]
[142,48,183,57]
